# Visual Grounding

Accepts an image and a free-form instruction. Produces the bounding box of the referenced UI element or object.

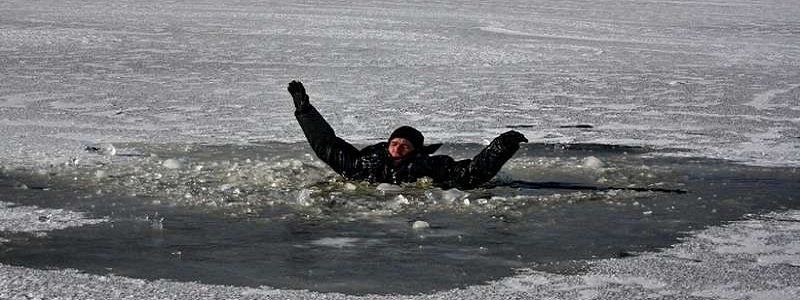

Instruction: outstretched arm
[288,81,360,177]
[436,131,527,189]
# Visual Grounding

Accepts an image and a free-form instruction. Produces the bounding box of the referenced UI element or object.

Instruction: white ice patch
[411,220,430,230]
[694,212,800,261]
[309,237,361,248]
[580,156,605,170]
[692,285,800,300]
[745,84,800,109]
[440,189,469,204]
[478,26,537,38]
[581,274,667,290]
[161,158,183,169]
[757,253,800,267]
[376,183,403,194]
[0,92,71,108]
[0,202,107,233]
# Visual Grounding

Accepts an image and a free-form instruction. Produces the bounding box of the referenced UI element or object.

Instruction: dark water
[0,142,797,295]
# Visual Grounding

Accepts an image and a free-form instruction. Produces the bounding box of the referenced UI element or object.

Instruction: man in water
[288,80,527,189]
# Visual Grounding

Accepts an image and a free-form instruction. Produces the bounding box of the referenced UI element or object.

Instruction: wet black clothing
[295,104,522,189]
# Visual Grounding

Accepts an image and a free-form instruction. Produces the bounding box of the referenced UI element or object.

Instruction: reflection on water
[0,142,797,295]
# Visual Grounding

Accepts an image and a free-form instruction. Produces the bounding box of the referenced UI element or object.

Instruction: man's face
[388,138,415,160]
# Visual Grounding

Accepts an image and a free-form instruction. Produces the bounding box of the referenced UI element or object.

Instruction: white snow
[0,0,798,169]
[1,0,799,298]
[746,84,800,109]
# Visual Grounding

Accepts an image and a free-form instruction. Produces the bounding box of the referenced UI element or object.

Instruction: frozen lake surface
[1,0,799,298]
[1,0,798,168]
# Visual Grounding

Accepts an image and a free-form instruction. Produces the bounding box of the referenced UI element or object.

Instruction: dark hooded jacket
[295,104,522,189]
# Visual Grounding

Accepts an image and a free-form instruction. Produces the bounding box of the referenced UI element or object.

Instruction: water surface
[0,142,797,295]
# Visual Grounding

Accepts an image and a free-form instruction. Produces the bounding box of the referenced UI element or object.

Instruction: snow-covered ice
[0,201,107,233]
[1,0,798,169]
[1,0,799,298]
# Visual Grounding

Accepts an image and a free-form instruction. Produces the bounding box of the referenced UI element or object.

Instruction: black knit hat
[388,126,424,151]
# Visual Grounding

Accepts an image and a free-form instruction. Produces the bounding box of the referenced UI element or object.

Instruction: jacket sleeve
[295,104,361,177]
[433,137,521,189]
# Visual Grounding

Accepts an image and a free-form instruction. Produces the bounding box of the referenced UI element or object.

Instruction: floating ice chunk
[386,194,410,210]
[412,220,430,230]
[441,189,468,203]
[376,183,402,194]
[221,186,241,195]
[344,183,357,191]
[296,189,313,206]
[162,159,182,169]
[310,237,360,248]
[394,194,409,205]
[150,217,164,230]
[581,156,605,169]
[94,170,108,179]
[85,143,116,156]
[219,184,240,195]
[424,189,437,201]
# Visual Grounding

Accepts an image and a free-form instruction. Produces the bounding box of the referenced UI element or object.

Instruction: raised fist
[496,130,528,146]
[288,80,309,110]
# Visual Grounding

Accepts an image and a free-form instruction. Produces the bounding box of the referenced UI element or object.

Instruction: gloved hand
[495,130,528,148]
[287,80,310,111]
